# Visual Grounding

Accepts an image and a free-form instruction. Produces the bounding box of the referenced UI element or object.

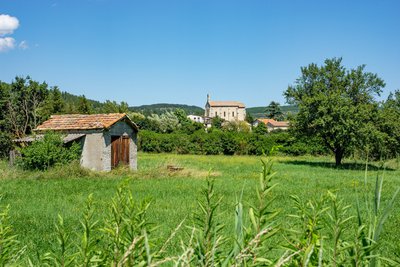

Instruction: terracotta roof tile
[256,118,289,127]
[268,121,289,127]
[36,113,134,131]
[209,101,245,108]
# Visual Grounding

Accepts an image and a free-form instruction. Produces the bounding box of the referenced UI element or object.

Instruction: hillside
[61,91,105,111]
[246,105,299,118]
[129,103,204,116]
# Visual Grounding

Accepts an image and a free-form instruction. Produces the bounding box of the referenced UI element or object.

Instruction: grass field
[0,153,400,263]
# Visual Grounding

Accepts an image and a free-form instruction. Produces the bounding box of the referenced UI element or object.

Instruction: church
[204,94,246,122]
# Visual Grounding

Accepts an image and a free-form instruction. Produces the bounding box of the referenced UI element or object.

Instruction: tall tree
[77,95,93,114]
[284,58,385,165]
[265,101,283,120]
[4,76,48,138]
[39,86,65,119]
[102,100,129,113]
[374,90,400,159]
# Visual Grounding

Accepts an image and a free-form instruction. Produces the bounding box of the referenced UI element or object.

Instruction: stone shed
[35,113,138,171]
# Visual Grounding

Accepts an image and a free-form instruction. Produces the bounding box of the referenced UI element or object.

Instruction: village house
[204,94,246,122]
[16,113,139,171]
[187,114,204,123]
[253,118,290,132]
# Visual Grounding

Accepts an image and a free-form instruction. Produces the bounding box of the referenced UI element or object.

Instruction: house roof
[268,120,289,127]
[256,118,289,127]
[35,113,138,132]
[209,101,245,108]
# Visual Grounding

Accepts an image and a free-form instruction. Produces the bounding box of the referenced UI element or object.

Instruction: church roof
[209,101,245,108]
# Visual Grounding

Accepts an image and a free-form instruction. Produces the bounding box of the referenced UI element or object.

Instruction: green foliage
[19,132,81,170]
[0,201,22,265]
[0,154,400,264]
[39,86,66,120]
[103,100,129,113]
[247,105,298,119]
[2,155,398,265]
[253,122,267,135]
[1,76,49,138]
[372,90,400,160]
[211,116,224,129]
[285,58,385,165]
[245,112,255,124]
[139,129,327,156]
[0,132,12,159]
[130,103,204,116]
[265,101,283,120]
[222,120,251,133]
[77,95,93,114]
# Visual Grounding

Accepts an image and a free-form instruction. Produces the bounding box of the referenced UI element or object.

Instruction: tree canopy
[284,58,385,165]
[265,101,283,120]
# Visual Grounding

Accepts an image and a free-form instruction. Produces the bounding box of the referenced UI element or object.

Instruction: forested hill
[129,103,298,117]
[61,91,105,111]
[129,103,204,116]
[246,105,299,118]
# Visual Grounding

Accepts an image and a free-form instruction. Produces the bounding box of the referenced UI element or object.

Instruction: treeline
[129,103,204,116]
[139,129,327,156]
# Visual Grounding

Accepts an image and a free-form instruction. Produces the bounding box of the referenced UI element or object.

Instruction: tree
[253,122,267,135]
[211,116,224,130]
[77,95,93,114]
[39,86,65,119]
[3,76,49,138]
[103,100,129,113]
[222,121,251,133]
[265,101,283,120]
[284,58,385,165]
[245,112,254,124]
[374,90,400,159]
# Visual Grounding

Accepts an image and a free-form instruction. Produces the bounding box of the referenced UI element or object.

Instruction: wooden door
[111,136,130,168]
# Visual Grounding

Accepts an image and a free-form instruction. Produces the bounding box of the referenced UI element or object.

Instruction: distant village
[187,94,289,132]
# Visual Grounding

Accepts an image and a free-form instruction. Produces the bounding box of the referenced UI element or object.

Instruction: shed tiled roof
[209,101,245,108]
[36,113,137,131]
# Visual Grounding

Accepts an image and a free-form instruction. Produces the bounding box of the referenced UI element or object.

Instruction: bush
[139,129,330,157]
[0,132,12,159]
[19,132,81,170]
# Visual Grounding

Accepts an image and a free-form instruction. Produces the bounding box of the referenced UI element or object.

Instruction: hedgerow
[138,129,328,156]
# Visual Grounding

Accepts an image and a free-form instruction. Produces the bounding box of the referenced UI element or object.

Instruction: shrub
[0,132,12,159]
[19,132,81,170]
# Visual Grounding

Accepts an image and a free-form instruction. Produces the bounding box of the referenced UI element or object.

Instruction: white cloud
[19,40,28,50]
[0,37,16,52]
[0,14,19,36]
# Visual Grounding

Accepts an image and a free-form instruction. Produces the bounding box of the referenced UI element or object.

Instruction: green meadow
[0,153,400,262]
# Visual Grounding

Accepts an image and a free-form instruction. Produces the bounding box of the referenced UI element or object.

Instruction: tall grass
[0,156,398,266]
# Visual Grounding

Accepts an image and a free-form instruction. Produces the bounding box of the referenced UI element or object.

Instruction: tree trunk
[335,148,344,166]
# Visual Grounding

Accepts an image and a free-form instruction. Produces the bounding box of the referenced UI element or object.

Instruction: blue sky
[1,0,399,108]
